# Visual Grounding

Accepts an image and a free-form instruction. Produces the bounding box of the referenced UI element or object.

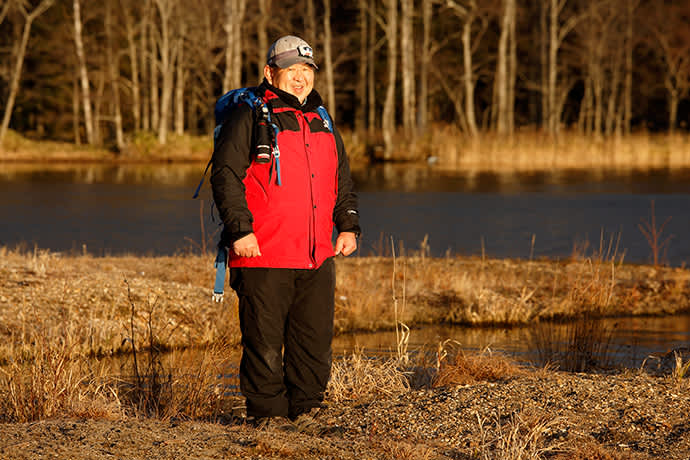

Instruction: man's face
[264,63,315,103]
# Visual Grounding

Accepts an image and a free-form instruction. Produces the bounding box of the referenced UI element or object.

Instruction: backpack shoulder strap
[316,105,333,133]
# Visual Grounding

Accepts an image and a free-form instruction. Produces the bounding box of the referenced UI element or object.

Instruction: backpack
[196,87,334,302]
[194,86,334,198]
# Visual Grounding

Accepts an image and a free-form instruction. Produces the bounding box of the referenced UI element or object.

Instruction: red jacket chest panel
[233,108,338,269]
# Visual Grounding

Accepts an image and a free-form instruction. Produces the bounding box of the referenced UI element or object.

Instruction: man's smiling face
[265,63,315,103]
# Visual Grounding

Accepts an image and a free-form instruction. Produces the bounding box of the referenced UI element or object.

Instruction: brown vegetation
[3,129,690,174]
[1,244,690,458]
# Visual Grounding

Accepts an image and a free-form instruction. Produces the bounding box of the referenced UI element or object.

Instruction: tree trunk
[72,0,95,145]
[305,0,317,48]
[462,9,478,136]
[355,0,368,135]
[400,0,415,133]
[495,0,514,134]
[540,0,548,129]
[121,0,142,131]
[174,28,185,135]
[155,0,179,144]
[623,0,634,134]
[417,0,431,133]
[605,49,622,136]
[382,0,398,158]
[223,0,246,92]
[669,90,679,133]
[140,1,150,131]
[506,0,517,134]
[548,0,559,134]
[72,78,81,144]
[106,0,124,150]
[323,0,336,118]
[150,15,160,135]
[257,0,270,81]
[367,3,376,136]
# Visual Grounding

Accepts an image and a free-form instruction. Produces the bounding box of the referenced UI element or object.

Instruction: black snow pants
[229,257,335,419]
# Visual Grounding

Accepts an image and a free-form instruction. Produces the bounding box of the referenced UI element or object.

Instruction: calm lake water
[2,163,689,367]
[2,163,689,265]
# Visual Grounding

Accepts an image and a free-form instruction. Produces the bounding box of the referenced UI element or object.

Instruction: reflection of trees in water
[334,314,690,370]
[353,164,690,193]
[0,164,206,186]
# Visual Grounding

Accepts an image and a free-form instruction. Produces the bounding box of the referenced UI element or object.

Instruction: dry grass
[0,329,120,422]
[392,126,690,173]
[1,244,689,424]
[433,341,525,387]
[5,126,690,173]
[475,411,560,460]
[327,352,410,404]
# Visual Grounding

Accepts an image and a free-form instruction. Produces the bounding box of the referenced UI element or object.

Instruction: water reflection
[0,163,206,186]
[332,314,690,370]
[352,164,690,194]
[4,162,690,194]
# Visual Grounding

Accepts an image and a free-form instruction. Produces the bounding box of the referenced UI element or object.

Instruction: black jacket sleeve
[210,103,256,245]
[332,125,362,237]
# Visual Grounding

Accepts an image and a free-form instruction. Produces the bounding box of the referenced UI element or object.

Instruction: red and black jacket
[210,81,361,269]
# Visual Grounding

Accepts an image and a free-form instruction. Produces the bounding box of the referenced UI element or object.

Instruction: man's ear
[263,65,274,84]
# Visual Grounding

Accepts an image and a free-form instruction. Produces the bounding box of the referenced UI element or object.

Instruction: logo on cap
[297,45,313,59]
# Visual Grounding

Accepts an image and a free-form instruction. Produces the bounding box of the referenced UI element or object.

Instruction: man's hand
[233,233,262,257]
[334,232,357,256]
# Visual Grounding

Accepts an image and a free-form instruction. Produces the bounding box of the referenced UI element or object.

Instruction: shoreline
[1,248,689,357]
[3,129,690,173]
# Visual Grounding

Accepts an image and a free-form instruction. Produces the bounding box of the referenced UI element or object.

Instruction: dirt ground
[2,250,690,459]
[1,369,689,460]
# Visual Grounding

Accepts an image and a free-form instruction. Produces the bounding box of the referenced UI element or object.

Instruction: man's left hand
[335,232,357,256]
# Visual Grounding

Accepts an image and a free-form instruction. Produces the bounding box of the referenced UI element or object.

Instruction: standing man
[210,35,361,430]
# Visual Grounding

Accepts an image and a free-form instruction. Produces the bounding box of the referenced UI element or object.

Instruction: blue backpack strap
[212,246,228,302]
[317,106,333,133]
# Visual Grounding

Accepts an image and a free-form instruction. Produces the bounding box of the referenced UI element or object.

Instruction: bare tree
[367,2,377,135]
[0,1,12,26]
[416,0,432,133]
[223,0,247,93]
[322,0,336,118]
[1,0,56,144]
[445,0,485,136]
[546,0,586,135]
[495,0,516,135]
[120,0,142,132]
[400,0,416,133]
[70,0,95,145]
[381,0,398,158]
[106,0,124,149]
[355,0,368,135]
[644,1,690,132]
[305,0,317,47]
[257,0,270,81]
[174,20,186,135]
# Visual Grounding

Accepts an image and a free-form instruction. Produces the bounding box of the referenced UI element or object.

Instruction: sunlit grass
[4,126,690,173]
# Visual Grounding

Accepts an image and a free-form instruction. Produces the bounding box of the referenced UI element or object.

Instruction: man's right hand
[232,233,262,257]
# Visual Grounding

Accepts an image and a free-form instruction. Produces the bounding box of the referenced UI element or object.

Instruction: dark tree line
[1,0,689,153]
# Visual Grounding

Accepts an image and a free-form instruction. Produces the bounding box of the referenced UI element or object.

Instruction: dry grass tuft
[327,352,410,404]
[475,411,561,460]
[0,336,120,422]
[433,342,524,387]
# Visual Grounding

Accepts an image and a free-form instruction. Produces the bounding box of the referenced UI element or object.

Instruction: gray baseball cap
[266,35,318,69]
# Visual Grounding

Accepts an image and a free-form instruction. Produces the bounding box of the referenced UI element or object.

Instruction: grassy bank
[2,247,690,459]
[2,246,689,365]
[3,128,690,172]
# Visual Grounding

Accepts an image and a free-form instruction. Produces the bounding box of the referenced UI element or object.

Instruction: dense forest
[0,0,688,155]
